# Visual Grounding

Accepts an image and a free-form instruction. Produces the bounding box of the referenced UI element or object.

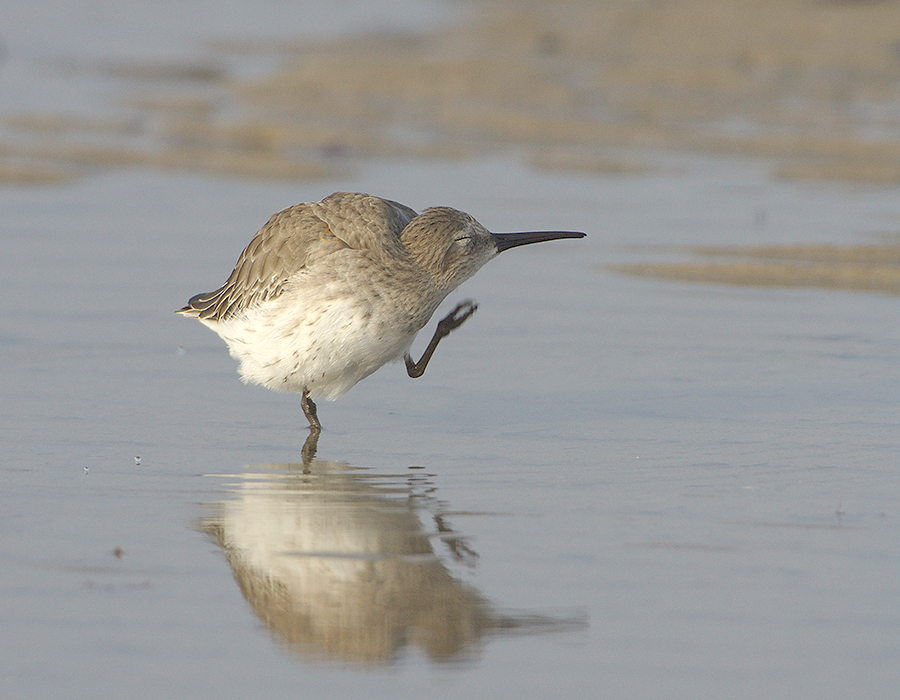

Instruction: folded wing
[179,193,418,321]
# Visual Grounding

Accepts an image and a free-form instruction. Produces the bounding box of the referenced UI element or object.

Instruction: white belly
[204,288,424,400]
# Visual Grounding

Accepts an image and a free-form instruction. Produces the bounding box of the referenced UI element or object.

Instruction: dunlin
[179,192,584,431]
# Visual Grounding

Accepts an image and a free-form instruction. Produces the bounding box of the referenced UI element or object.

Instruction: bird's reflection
[198,436,585,666]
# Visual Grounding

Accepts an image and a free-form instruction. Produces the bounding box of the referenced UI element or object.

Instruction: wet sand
[614,241,900,294]
[4,0,900,183]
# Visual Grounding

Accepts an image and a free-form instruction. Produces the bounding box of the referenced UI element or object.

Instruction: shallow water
[3,155,899,699]
[3,2,900,699]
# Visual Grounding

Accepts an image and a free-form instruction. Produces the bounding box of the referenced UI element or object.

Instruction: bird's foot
[405,299,478,378]
[436,300,478,339]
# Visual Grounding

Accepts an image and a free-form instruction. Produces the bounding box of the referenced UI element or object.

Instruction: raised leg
[405,300,478,379]
[301,388,322,431]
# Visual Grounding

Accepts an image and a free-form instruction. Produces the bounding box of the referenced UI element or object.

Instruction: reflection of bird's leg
[433,513,479,565]
[301,428,320,470]
[301,431,319,468]
[301,388,322,430]
[405,300,478,378]
[301,388,321,469]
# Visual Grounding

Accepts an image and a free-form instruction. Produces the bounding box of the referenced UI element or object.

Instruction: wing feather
[178,192,418,321]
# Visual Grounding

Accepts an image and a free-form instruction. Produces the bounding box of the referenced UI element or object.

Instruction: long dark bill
[492,230,586,253]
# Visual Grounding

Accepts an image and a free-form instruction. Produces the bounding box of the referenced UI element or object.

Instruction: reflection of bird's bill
[492,230,586,253]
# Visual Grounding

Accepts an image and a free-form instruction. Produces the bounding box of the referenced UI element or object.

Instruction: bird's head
[401,206,585,291]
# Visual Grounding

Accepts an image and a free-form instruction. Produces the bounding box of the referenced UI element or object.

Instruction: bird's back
[178,192,418,322]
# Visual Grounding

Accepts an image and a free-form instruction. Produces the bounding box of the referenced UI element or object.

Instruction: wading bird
[179,192,585,433]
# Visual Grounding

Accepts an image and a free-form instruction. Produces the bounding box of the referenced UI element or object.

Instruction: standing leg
[301,388,322,431]
[405,300,478,378]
